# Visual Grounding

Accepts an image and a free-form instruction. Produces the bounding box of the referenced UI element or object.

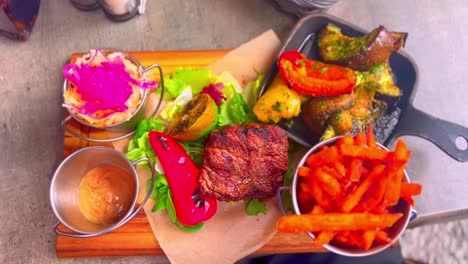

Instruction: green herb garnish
[334,112,343,121]
[272,102,283,112]
[244,198,267,216]
[319,67,329,73]
[310,62,320,70]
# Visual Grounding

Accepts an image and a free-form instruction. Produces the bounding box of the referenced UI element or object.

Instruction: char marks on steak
[199,123,288,201]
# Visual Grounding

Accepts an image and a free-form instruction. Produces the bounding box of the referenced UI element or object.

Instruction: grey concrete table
[0,0,467,263]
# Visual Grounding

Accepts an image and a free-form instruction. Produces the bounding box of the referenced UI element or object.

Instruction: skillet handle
[389,104,468,162]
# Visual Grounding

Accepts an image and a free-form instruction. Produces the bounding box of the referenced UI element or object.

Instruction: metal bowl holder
[61,64,165,143]
[276,137,418,257]
[53,157,156,238]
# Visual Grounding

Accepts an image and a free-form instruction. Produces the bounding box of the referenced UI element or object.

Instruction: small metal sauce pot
[50,146,155,238]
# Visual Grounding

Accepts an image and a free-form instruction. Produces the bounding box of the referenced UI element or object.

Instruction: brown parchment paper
[113,30,283,264]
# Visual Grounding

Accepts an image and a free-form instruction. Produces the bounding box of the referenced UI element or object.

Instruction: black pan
[258,13,468,162]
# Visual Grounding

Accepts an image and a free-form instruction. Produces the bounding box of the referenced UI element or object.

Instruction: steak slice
[199,123,288,201]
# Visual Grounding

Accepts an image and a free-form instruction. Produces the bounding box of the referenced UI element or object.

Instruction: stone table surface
[0,0,467,263]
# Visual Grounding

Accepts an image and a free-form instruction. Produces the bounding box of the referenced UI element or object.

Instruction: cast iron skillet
[258,13,468,162]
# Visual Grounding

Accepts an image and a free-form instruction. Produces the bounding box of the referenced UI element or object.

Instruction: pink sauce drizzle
[63,50,158,118]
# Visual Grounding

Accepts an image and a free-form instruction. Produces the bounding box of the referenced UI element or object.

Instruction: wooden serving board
[57,50,325,258]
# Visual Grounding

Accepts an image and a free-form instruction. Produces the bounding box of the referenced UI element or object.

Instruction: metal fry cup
[277,136,417,257]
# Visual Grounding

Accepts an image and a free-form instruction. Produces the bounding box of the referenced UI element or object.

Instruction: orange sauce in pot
[77,165,136,225]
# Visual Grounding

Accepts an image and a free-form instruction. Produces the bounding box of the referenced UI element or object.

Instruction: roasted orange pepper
[278,50,357,97]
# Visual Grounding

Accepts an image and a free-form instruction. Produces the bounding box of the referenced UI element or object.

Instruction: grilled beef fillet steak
[199,123,288,201]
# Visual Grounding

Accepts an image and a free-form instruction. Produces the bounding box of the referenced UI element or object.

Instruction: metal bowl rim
[62,49,151,130]
[49,146,140,235]
[290,135,412,257]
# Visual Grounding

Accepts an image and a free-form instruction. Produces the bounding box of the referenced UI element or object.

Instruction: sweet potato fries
[277,126,422,250]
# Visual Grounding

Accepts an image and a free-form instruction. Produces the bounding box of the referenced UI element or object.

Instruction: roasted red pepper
[149,131,217,226]
[278,50,357,97]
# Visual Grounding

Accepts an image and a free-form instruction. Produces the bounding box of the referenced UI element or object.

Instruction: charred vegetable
[329,111,354,135]
[166,93,218,141]
[303,83,387,140]
[278,50,358,97]
[348,83,379,119]
[303,92,357,134]
[319,23,407,71]
[253,74,302,123]
[365,63,402,107]
[325,84,386,140]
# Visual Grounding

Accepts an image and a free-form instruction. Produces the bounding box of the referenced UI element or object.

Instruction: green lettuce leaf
[134,118,165,141]
[152,196,167,212]
[160,86,193,121]
[174,220,204,232]
[244,198,267,216]
[241,72,265,108]
[251,72,265,101]
[126,132,157,170]
[179,140,205,168]
[216,71,242,93]
[218,89,257,126]
[163,77,186,100]
[163,68,215,98]
[146,172,169,212]
[221,84,236,102]
[125,148,146,161]
[166,190,204,232]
